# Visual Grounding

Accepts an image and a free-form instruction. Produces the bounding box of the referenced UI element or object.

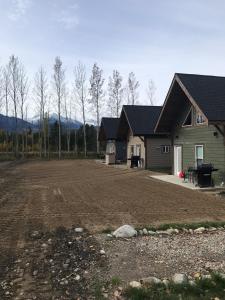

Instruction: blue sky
[1,0,225,117]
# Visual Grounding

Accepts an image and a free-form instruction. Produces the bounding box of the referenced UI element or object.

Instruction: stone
[166,228,175,235]
[75,228,83,233]
[75,275,80,281]
[189,280,196,286]
[113,225,137,238]
[139,230,143,235]
[162,279,169,286]
[172,273,188,284]
[100,249,106,255]
[194,227,205,234]
[148,230,156,235]
[143,228,148,235]
[129,281,141,288]
[33,270,38,276]
[141,276,161,285]
[202,274,212,279]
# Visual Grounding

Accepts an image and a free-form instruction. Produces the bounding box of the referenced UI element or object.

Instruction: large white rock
[129,281,141,288]
[141,277,161,285]
[113,225,137,238]
[172,273,188,284]
[194,227,205,234]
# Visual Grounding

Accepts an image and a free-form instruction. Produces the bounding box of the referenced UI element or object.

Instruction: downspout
[144,137,147,170]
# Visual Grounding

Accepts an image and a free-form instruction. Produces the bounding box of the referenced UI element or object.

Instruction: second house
[117,105,171,170]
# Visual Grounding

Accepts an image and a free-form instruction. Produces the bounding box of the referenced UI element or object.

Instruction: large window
[195,145,204,167]
[182,108,192,127]
[196,113,206,125]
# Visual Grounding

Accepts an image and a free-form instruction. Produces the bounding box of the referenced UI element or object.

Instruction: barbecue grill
[129,155,141,168]
[188,164,218,188]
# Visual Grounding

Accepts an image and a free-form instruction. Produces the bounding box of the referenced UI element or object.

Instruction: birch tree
[8,55,20,156]
[34,67,48,157]
[127,72,140,105]
[74,61,87,156]
[53,57,65,159]
[108,70,123,117]
[63,88,71,153]
[18,65,29,157]
[146,79,156,105]
[89,63,104,154]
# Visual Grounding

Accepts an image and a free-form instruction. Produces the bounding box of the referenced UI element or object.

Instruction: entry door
[174,146,182,175]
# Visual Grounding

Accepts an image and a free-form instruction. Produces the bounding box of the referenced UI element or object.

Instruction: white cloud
[8,0,32,21]
[56,3,79,30]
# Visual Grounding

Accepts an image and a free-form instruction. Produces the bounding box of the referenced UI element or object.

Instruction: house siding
[145,137,172,170]
[173,124,225,185]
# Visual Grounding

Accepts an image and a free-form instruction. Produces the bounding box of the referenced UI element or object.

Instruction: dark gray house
[155,73,225,185]
[99,117,126,163]
[117,105,171,169]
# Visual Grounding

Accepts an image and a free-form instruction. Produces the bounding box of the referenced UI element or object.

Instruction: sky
[1,0,225,120]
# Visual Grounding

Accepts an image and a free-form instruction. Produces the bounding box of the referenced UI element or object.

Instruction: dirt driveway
[1,159,225,248]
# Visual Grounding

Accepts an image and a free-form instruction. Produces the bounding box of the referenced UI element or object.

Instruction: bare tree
[74,61,87,156]
[7,55,20,157]
[108,70,123,117]
[18,65,29,157]
[146,79,156,105]
[34,67,48,157]
[2,67,10,152]
[89,63,104,154]
[52,57,65,160]
[63,88,71,153]
[127,72,140,105]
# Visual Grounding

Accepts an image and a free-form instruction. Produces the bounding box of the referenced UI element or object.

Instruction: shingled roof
[99,117,120,141]
[155,73,225,133]
[118,105,162,137]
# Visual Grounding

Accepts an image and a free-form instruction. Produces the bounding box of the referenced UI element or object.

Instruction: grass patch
[124,273,225,300]
[136,221,225,232]
[111,276,122,287]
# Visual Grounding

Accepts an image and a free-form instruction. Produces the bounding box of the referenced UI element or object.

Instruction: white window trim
[195,145,204,166]
[182,107,193,127]
[161,145,170,154]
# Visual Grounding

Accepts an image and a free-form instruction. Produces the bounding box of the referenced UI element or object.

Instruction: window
[195,145,204,167]
[136,145,141,156]
[182,108,192,127]
[196,113,206,125]
[161,145,170,154]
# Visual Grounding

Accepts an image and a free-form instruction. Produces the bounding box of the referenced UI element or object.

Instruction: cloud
[8,0,32,21]
[56,3,79,30]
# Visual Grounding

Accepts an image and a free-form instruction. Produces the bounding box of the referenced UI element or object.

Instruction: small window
[182,109,192,127]
[195,145,204,167]
[196,113,206,125]
[161,145,170,154]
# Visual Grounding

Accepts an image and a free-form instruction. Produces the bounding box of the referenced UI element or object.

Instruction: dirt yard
[1,159,225,299]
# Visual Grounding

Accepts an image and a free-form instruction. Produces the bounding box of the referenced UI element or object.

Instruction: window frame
[161,145,170,154]
[182,107,193,127]
[195,144,204,167]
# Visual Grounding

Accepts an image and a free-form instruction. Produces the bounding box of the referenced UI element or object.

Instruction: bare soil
[1,159,225,298]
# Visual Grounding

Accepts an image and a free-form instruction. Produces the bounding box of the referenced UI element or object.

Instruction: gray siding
[173,125,225,185]
[146,137,172,169]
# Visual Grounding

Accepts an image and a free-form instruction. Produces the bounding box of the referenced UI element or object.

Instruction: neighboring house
[117,105,171,169]
[99,117,126,162]
[155,73,225,185]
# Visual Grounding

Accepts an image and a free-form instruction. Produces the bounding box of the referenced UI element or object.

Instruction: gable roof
[120,105,162,136]
[155,73,225,133]
[99,117,120,141]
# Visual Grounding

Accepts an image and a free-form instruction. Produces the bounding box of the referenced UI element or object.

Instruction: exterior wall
[115,141,127,161]
[173,124,225,185]
[145,137,172,169]
[127,132,145,167]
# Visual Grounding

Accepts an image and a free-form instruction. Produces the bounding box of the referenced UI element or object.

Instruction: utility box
[105,153,116,165]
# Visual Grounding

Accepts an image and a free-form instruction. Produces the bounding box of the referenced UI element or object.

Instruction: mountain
[0,114,36,132]
[30,113,82,129]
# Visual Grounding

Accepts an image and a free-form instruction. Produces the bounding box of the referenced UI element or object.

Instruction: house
[99,117,127,163]
[117,105,171,169]
[155,73,225,185]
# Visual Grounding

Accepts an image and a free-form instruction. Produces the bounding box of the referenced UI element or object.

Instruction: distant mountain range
[0,113,82,132]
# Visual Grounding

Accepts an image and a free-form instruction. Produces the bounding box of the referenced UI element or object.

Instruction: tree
[146,79,156,105]
[18,64,29,157]
[34,67,48,157]
[127,72,140,105]
[7,55,20,156]
[89,63,104,154]
[108,70,123,117]
[74,61,87,156]
[63,88,71,153]
[2,67,10,152]
[52,57,65,159]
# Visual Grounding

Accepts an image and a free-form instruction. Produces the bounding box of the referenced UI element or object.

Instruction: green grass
[111,276,122,287]
[123,273,225,300]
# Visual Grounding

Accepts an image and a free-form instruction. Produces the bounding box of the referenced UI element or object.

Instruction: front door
[174,146,182,175]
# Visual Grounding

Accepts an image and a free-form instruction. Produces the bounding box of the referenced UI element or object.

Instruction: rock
[100,249,106,255]
[106,234,113,238]
[41,243,48,248]
[172,273,188,284]
[189,229,194,234]
[141,276,161,285]
[209,227,217,232]
[129,281,141,288]
[30,231,42,239]
[166,228,175,235]
[189,280,196,286]
[148,230,156,235]
[113,225,137,238]
[194,272,201,279]
[202,274,211,279]
[62,263,69,269]
[32,270,38,276]
[75,275,80,281]
[194,227,205,234]
[162,279,169,286]
[157,230,170,236]
[143,228,148,235]
[139,230,143,235]
[75,228,83,233]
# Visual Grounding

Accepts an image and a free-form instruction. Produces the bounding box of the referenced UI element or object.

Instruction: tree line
[0,55,156,159]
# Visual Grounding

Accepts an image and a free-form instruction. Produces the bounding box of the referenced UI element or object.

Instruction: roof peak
[176,73,225,79]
